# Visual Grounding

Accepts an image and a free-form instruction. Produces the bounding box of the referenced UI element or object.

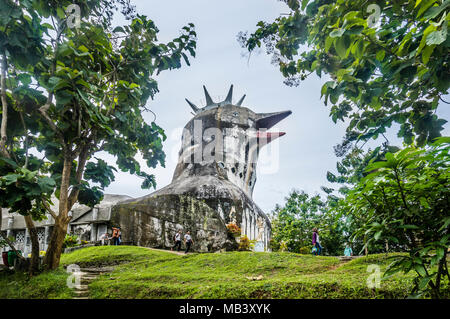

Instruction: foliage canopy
[0,0,196,269]
[239,0,449,147]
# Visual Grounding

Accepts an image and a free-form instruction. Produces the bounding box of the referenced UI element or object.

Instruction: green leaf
[325,36,334,52]
[422,44,435,64]
[113,26,125,33]
[2,174,19,185]
[181,52,190,66]
[414,264,427,277]
[56,7,65,19]
[418,276,431,290]
[439,217,450,231]
[334,36,348,58]
[385,152,395,164]
[426,30,447,45]
[330,28,345,38]
[374,231,382,241]
[353,39,364,58]
[435,247,445,260]
[301,0,309,10]
[18,73,32,86]
[376,50,385,61]
[0,157,18,169]
[423,1,450,19]
[37,176,56,193]
[416,0,438,18]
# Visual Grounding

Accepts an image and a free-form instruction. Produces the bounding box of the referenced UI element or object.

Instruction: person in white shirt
[171,230,182,251]
[99,232,110,246]
[184,231,194,254]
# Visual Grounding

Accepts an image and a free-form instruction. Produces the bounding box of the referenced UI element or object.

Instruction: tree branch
[42,201,58,220]
[67,145,91,209]
[18,110,29,168]
[38,97,66,145]
[0,53,10,159]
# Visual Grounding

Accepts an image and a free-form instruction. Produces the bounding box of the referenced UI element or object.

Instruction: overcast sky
[103,0,450,214]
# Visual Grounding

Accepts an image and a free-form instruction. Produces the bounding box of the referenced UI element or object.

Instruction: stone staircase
[73,266,113,299]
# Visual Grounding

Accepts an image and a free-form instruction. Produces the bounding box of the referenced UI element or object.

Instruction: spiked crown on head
[185,85,246,114]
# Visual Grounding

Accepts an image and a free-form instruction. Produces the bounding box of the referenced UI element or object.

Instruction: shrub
[346,138,450,298]
[226,222,241,237]
[62,234,79,249]
[269,238,280,251]
[238,235,256,251]
[299,246,312,255]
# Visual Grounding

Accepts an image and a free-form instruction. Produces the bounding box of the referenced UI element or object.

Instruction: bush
[62,234,79,249]
[238,235,256,251]
[226,222,241,237]
[346,138,450,298]
[299,246,312,255]
[279,240,288,252]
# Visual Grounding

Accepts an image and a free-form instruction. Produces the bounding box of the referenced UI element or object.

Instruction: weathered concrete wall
[110,173,272,252]
[111,194,236,252]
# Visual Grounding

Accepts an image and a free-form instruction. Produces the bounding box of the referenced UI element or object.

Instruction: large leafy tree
[324,142,407,254]
[270,190,347,255]
[239,0,449,147]
[0,0,196,270]
[344,138,450,298]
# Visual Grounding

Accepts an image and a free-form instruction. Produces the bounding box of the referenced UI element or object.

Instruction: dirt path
[144,247,188,256]
[328,256,362,271]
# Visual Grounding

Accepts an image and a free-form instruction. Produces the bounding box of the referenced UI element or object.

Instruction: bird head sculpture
[173,85,291,198]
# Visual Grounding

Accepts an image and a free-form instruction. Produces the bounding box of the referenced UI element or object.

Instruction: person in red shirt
[112,227,121,246]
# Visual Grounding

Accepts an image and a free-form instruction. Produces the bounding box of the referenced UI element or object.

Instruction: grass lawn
[1,245,442,299]
[62,246,415,299]
[0,267,73,299]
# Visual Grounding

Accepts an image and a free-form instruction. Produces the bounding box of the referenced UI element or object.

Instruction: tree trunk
[0,53,9,158]
[24,215,40,275]
[434,250,447,299]
[43,155,72,270]
[43,217,68,270]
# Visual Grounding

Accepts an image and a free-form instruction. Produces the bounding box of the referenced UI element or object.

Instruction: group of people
[99,227,122,246]
[99,226,354,256]
[171,230,194,254]
[312,227,353,256]
[97,227,194,253]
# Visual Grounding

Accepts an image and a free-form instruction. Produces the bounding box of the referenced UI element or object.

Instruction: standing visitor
[184,231,194,254]
[172,230,182,251]
[312,228,322,255]
[344,244,353,257]
[99,232,110,246]
[112,227,120,246]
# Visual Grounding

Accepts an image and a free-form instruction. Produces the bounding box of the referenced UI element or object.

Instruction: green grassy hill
[1,246,419,298]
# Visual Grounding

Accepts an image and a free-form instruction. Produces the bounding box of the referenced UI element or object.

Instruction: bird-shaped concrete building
[111,85,291,252]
